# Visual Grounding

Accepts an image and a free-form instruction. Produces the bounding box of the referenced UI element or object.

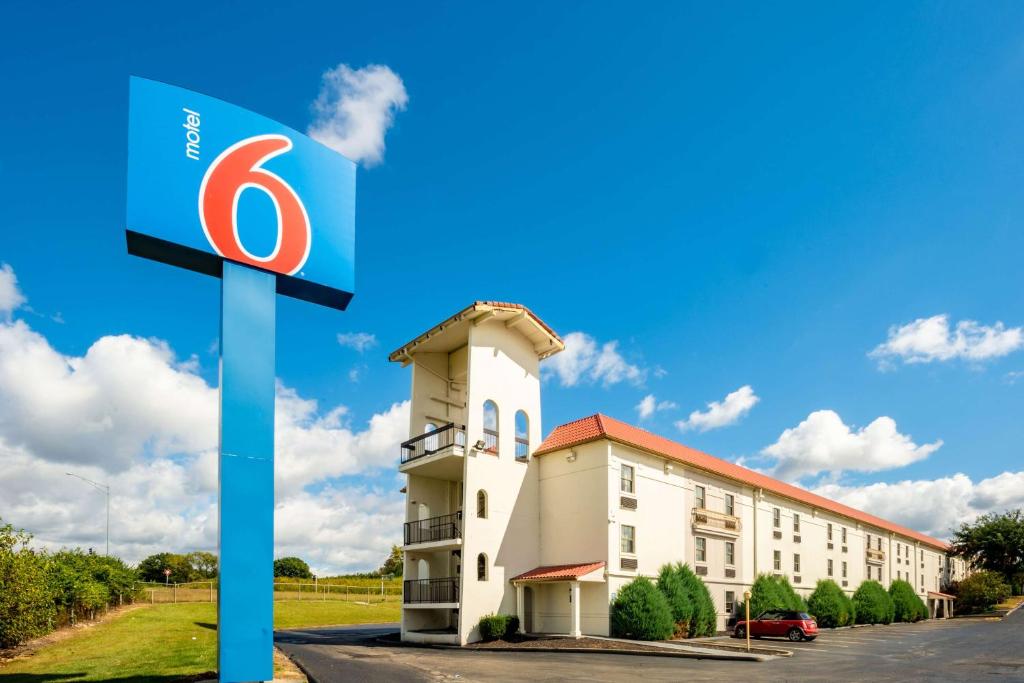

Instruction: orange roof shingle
[511,561,606,582]
[535,414,949,551]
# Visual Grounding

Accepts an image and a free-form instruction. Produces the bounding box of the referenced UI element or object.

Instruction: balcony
[404,512,462,550]
[399,424,466,479]
[691,508,741,538]
[866,548,886,565]
[404,577,459,607]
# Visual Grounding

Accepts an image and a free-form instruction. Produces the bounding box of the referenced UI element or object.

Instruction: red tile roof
[927,591,956,600]
[535,414,949,551]
[511,561,606,582]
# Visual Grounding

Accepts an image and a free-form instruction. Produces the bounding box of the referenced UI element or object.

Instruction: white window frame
[620,464,635,495]
[621,524,636,555]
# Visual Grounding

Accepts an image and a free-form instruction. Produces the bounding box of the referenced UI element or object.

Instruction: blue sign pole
[218,261,276,681]
[126,77,356,682]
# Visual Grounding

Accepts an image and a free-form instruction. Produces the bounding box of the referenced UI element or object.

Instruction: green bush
[0,523,56,648]
[478,613,517,641]
[273,556,313,579]
[888,580,928,622]
[956,571,1011,614]
[807,579,855,628]
[611,577,675,641]
[853,580,895,624]
[656,563,716,638]
[737,574,806,619]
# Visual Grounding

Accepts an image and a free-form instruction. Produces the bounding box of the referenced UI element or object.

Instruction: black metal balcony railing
[404,577,459,604]
[400,424,466,464]
[404,512,462,546]
[515,436,529,460]
[482,428,498,454]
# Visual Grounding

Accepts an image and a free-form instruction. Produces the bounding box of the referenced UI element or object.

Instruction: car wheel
[787,628,803,642]
[735,626,746,639]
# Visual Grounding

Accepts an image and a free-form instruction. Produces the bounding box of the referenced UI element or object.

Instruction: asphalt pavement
[275,607,1024,682]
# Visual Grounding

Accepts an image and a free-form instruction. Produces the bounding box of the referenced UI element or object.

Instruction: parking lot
[276,607,1024,682]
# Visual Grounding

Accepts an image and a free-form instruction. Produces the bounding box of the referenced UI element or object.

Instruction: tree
[273,556,312,579]
[807,579,855,628]
[888,579,928,622]
[379,545,403,577]
[656,563,717,638]
[955,570,1011,614]
[136,553,195,583]
[187,551,218,579]
[737,574,806,619]
[853,580,895,624]
[0,521,55,648]
[610,577,675,640]
[951,510,1024,592]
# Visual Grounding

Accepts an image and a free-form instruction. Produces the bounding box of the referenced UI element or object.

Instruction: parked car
[734,610,818,641]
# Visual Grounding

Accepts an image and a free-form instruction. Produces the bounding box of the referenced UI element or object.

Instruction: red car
[734,610,818,641]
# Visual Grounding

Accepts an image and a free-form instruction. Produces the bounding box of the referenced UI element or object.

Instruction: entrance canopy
[511,561,606,584]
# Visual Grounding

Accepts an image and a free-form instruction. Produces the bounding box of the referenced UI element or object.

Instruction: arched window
[477,553,488,581]
[514,410,529,461]
[482,400,499,454]
[477,490,488,518]
[423,422,438,453]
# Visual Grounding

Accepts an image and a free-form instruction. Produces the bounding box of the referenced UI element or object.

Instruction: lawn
[0,600,401,682]
[995,595,1024,611]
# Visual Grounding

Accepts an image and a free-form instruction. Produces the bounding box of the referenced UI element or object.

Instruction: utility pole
[66,472,110,556]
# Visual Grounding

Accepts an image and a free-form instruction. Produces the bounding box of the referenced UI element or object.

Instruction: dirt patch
[0,602,150,664]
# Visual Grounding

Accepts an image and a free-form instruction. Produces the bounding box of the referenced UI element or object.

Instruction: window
[773,508,781,528]
[866,533,871,548]
[794,554,801,573]
[773,550,781,571]
[621,525,635,554]
[725,493,735,516]
[920,549,924,561]
[725,541,735,566]
[842,561,847,579]
[514,410,529,460]
[725,591,736,614]
[423,422,438,451]
[476,490,488,518]
[620,465,635,494]
[828,559,834,577]
[482,400,499,454]
[877,537,882,551]
[793,513,800,532]
[695,537,707,563]
[477,553,488,581]
[841,527,847,544]
[827,523,833,541]
[695,485,706,509]
[877,567,882,581]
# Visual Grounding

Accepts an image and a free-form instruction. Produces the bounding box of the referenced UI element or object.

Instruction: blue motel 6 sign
[125,77,356,682]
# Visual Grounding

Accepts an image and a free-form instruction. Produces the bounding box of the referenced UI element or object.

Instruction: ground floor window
[725,591,735,614]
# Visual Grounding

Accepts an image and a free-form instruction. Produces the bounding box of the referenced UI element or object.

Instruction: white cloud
[814,470,1024,540]
[0,263,26,316]
[337,331,378,353]
[676,385,759,433]
[0,291,409,573]
[544,331,646,387]
[635,394,677,420]
[870,314,1023,367]
[308,64,408,166]
[761,409,942,482]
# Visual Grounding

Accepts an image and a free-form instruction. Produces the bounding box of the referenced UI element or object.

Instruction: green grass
[0,601,401,681]
[995,595,1024,611]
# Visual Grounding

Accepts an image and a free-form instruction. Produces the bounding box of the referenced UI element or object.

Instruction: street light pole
[65,472,110,556]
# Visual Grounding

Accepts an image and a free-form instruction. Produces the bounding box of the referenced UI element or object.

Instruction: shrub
[889,580,927,622]
[273,556,313,579]
[0,523,55,648]
[478,613,517,641]
[656,563,716,638]
[853,580,895,624]
[956,571,1011,614]
[737,574,806,619]
[611,577,675,641]
[807,579,855,628]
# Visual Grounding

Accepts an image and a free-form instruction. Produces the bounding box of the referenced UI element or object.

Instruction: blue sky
[2,3,1023,572]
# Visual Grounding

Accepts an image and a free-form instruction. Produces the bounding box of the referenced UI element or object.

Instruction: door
[524,587,534,633]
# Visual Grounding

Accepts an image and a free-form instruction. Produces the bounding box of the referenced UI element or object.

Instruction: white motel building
[391,302,967,645]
